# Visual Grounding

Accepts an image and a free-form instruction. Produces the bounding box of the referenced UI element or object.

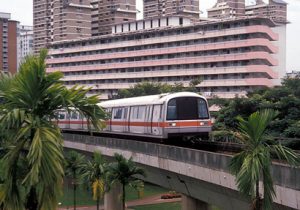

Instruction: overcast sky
[1,0,300,71]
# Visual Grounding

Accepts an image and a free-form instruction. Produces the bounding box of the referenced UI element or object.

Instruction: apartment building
[144,0,199,20]
[19,25,34,62]
[33,0,52,54]
[91,0,136,36]
[208,0,287,24]
[46,16,285,99]
[207,0,245,19]
[245,0,287,24]
[33,0,92,54]
[0,12,19,74]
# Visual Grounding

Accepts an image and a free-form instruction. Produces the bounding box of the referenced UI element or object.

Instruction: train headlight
[200,122,204,126]
[171,123,176,127]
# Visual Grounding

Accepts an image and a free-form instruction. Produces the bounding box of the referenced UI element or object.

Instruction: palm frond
[230,109,296,210]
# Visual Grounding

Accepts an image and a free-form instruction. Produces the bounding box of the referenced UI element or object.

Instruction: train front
[163,92,212,140]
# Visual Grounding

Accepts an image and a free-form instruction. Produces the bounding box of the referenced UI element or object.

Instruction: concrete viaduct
[63,133,300,210]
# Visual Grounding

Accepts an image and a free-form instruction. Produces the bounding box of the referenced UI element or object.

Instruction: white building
[19,25,33,63]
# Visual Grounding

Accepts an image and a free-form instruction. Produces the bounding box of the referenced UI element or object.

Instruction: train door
[130,106,146,134]
[123,107,129,132]
[145,105,153,134]
[111,107,124,132]
[105,108,112,131]
[151,105,162,136]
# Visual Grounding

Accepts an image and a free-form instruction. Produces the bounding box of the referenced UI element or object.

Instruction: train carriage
[100,92,212,139]
[58,92,212,139]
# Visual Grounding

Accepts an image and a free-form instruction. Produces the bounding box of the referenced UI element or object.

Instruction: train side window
[113,108,123,119]
[71,112,78,119]
[137,106,146,119]
[123,108,128,119]
[59,113,65,120]
[198,99,209,119]
[131,107,139,119]
[167,99,177,120]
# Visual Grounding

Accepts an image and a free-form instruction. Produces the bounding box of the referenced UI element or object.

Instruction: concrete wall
[63,133,300,209]
[272,24,287,85]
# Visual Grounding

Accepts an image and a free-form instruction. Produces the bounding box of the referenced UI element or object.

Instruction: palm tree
[107,153,146,210]
[229,109,300,210]
[65,151,86,210]
[82,151,107,210]
[0,50,107,210]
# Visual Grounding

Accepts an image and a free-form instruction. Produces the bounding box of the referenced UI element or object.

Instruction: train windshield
[167,97,209,120]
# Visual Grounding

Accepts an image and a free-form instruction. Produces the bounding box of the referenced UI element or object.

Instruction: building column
[181,194,212,210]
[104,182,123,210]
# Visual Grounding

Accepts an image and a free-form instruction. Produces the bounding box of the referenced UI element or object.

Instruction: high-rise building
[91,0,137,36]
[207,0,245,19]
[208,0,287,24]
[46,16,286,99]
[19,25,34,63]
[33,0,52,54]
[0,12,19,74]
[143,0,200,21]
[245,0,287,24]
[33,0,92,54]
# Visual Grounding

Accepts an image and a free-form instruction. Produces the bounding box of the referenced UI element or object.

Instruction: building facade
[245,0,287,24]
[207,0,245,19]
[91,0,136,36]
[143,0,199,21]
[33,0,52,54]
[46,16,285,99]
[33,0,92,54]
[208,0,287,24]
[0,12,19,74]
[19,25,34,63]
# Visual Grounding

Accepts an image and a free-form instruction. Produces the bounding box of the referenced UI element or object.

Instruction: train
[57,92,212,139]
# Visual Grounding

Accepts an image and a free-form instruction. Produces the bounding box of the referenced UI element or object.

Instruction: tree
[65,151,86,210]
[229,109,300,210]
[115,80,203,99]
[82,151,107,210]
[214,77,300,138]
[0,50,107,210]
[107,154,146,210]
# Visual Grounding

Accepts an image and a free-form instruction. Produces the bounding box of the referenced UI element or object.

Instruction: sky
[1,0,300,71]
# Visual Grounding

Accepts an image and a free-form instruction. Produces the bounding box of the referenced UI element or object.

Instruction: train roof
[98,92,206,108]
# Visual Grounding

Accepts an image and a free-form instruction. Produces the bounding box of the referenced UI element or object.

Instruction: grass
[133,202,181,210]
[126,183,169,201]
[133,203,220,210]
[60,182,221,209]
[59,182,169,207]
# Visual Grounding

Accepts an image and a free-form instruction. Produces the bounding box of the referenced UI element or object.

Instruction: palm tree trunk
[122,184,126,210]
[73,183,76,210]
[256,180,260,210]
[73,174,77,210]
[96,196,100,210]
[26,187,38,210]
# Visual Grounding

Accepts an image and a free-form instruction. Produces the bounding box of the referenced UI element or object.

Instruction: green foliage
[0,49,107,210]
[107,154,146,210]
[214,78,300,138]
[81,151,107,210]
[65,151,86,210]
[115,79,202,99]
[65,151,86,181]
[230,109,300,210]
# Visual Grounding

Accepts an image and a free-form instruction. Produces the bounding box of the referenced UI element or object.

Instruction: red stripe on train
[57,120,211,128]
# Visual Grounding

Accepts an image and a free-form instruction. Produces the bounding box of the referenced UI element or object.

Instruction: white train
[57,92,212,139]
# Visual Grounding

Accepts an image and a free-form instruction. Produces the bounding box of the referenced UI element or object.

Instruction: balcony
[47,38,278,65]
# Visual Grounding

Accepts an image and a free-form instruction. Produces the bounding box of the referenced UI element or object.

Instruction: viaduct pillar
[104,182,123,210]
[181,194,212,210]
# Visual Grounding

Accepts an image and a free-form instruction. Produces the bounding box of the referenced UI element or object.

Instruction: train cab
[99,92,212,139]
